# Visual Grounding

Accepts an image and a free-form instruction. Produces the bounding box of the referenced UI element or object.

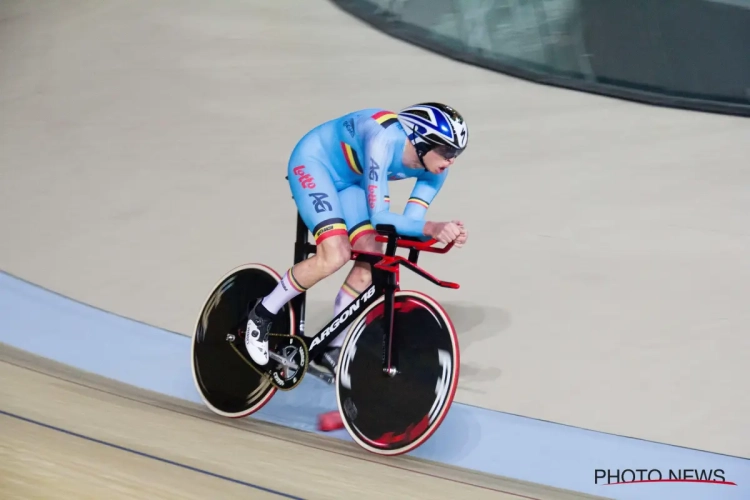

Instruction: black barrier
[329,0,750,117]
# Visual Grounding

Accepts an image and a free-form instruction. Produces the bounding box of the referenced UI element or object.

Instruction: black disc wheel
[336,290,460,455]
[191,263,295,418]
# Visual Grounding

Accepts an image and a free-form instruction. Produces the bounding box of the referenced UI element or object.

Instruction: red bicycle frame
[290,214,459,374]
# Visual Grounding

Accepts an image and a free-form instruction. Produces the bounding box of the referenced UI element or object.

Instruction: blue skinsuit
[287,108,447,245]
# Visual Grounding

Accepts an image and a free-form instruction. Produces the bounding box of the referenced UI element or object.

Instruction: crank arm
[269,351,299,370]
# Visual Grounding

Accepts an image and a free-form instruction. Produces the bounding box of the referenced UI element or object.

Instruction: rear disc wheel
[191,263,295,418]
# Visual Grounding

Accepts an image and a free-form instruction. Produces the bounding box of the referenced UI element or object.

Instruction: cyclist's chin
[428,164,449,175]
[424,155,453,174]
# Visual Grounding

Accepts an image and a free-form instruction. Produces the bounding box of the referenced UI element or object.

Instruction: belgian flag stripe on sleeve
[340,142,363,174]
[372,110,399,129]
[407,197,429,208]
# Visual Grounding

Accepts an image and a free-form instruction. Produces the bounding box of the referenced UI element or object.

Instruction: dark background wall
[330,0,750,116]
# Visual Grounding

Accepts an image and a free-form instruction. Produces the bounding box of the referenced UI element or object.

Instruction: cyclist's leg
[329,185,383,349]
[283,164,353,294]
[244,158,352,366]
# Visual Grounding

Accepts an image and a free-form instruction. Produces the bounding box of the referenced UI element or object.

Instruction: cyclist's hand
[424,221,462,245]
[453,220,468,248]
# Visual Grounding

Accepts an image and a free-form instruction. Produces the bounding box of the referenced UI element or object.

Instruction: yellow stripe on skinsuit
[313,217,348,244]
[372,110,399,128]
[341,142,363,175]
[348,221,375,246]
[407,197,429,209]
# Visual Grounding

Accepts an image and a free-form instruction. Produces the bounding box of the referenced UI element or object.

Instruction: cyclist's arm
[364,132,427,238]
[402,170,448,220]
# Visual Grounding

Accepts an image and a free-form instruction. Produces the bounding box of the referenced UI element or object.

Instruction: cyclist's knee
[351,231,383,253]
[348,232,380,286]
[317,235,351,274]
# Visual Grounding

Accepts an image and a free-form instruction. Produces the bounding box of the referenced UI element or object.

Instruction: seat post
[288,170,313,335]
[290,212,312,336]
[295,212,309,251]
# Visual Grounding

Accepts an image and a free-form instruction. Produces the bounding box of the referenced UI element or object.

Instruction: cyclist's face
[423,146,460,174]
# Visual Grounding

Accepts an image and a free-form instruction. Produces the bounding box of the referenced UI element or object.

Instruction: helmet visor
[433,144,463,160]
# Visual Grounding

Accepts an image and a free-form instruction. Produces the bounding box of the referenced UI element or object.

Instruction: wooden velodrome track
[1,0,748,498]
[0,344,603,499]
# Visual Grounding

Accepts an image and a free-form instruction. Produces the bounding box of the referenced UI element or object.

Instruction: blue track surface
[1,271,747,499]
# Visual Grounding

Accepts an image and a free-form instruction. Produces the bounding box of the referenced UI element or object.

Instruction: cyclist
[245,102,470,371]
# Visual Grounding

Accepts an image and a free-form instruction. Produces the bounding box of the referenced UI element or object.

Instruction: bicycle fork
[381,258,399,377]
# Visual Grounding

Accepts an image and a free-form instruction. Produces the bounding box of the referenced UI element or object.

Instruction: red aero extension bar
[367,235,459,289]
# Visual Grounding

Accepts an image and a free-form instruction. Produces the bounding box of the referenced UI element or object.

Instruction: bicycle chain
[229,333,308,391]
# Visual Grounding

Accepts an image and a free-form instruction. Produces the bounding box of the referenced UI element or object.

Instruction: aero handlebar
[374,235,456,254]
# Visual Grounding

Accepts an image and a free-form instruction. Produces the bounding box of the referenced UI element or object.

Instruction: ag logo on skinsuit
[309,192,332,213]
[369,159,380,181]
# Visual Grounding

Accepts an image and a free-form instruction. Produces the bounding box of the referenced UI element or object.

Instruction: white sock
[329,282,359,348]
[261,268,307,315]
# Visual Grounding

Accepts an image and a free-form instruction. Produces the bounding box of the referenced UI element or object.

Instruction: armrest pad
[375,224,428,242]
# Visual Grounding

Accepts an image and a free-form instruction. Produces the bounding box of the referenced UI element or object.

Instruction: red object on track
[318,410,344,431]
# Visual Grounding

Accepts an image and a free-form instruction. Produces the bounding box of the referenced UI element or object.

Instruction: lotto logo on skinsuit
[367,185,378,209]
[293,165,316,189]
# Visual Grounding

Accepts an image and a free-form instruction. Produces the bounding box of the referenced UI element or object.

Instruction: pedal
[306,347,339,385]
[307,364,335,385]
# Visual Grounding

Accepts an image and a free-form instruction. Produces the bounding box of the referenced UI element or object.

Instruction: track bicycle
[191,212,461,455]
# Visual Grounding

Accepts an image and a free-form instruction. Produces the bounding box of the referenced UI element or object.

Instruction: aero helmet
[397,102,469,166]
